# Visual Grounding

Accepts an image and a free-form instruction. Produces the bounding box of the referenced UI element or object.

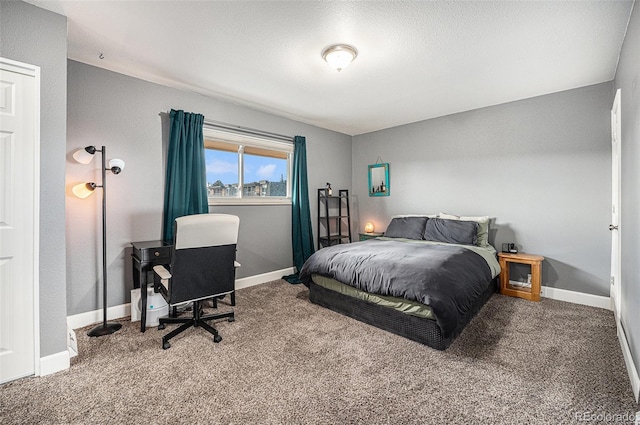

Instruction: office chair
[153,213,240,349]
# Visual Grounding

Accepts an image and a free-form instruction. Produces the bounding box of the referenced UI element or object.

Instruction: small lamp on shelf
[364,222,374,233]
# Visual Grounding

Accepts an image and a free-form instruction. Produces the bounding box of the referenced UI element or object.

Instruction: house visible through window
[203,127,292,204]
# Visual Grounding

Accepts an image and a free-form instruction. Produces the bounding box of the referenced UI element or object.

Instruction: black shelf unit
[317,189,352,249]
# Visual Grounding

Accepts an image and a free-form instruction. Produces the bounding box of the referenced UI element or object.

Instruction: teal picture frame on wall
[368,163,390,196]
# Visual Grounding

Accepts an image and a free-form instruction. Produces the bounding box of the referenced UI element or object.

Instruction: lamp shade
[72,182,97,199]
[73,146,97,164]
[364,222,374,233]
[108,158,125,174]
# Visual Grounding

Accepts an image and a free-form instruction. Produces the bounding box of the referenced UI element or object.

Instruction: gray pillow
[439,213,490,248]
[424,218,478,246]
[383,217,428,240]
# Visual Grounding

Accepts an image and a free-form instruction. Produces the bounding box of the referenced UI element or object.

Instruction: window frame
[203,127,293,206]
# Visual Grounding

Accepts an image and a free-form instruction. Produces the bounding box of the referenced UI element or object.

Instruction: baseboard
[39,350,70,377]
[541,285,611,310]
[235,267,295,290]
[617,321,640,403]
[67,267,296,330]
[67,303,131,331]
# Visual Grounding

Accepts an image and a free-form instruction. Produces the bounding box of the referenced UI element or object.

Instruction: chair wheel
[228,317,235,322]
[158,323,165,330]
[162,341,171,350]
[213,334,222,343]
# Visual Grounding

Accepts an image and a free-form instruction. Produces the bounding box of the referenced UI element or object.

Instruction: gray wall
[353,82,613,297]
[0,1,68,357]
[67,60,351,316]
[614,1,640,387]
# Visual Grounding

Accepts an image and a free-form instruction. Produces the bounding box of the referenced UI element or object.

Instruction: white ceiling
[25,0,634,136]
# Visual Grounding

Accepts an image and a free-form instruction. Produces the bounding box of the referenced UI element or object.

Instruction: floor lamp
[72,145,125,337]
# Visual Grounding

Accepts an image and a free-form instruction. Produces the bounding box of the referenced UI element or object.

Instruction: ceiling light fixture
[322,44,358,72]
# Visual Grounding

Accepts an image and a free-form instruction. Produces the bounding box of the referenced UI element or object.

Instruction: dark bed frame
[308,278,498,350]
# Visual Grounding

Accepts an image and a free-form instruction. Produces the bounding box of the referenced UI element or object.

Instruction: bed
[299,214,501,350]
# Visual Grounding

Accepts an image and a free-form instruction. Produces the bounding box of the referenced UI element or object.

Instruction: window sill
[208,198,291,206]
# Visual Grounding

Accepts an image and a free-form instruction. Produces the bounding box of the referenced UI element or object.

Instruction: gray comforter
[299,239,493,337]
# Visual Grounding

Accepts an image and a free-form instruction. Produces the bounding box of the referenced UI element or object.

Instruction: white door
[610,89,621,320]
[0,58,40,384]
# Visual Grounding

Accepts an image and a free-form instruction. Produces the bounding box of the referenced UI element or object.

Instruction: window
[203,127,293,205]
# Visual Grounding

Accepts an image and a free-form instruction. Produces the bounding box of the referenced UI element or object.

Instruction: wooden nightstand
[359,232,384,241]
[498,252,544,301]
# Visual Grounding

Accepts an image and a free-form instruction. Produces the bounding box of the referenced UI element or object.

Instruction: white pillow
[438,213,490,248]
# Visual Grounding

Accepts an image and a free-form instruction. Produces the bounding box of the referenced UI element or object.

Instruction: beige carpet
[1,279,637,424]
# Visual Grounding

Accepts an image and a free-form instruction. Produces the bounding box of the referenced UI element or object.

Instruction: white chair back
[174,214,240,249]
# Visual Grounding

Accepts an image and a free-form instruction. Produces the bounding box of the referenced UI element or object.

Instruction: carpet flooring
[0,279,637,424]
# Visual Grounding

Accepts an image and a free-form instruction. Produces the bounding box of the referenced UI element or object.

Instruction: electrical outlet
[67,327,78,358]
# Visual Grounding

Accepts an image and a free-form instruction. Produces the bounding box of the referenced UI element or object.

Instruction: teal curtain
[283,136,315,284]
[162,109,208,243]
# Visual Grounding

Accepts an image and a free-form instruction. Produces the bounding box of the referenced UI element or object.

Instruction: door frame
[0,57,41,378]
[610,88,622,320]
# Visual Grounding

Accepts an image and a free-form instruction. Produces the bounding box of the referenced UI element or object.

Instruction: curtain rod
[203,119,293,143]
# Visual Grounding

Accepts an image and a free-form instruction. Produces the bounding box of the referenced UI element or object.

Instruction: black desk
[131,240,172,332]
